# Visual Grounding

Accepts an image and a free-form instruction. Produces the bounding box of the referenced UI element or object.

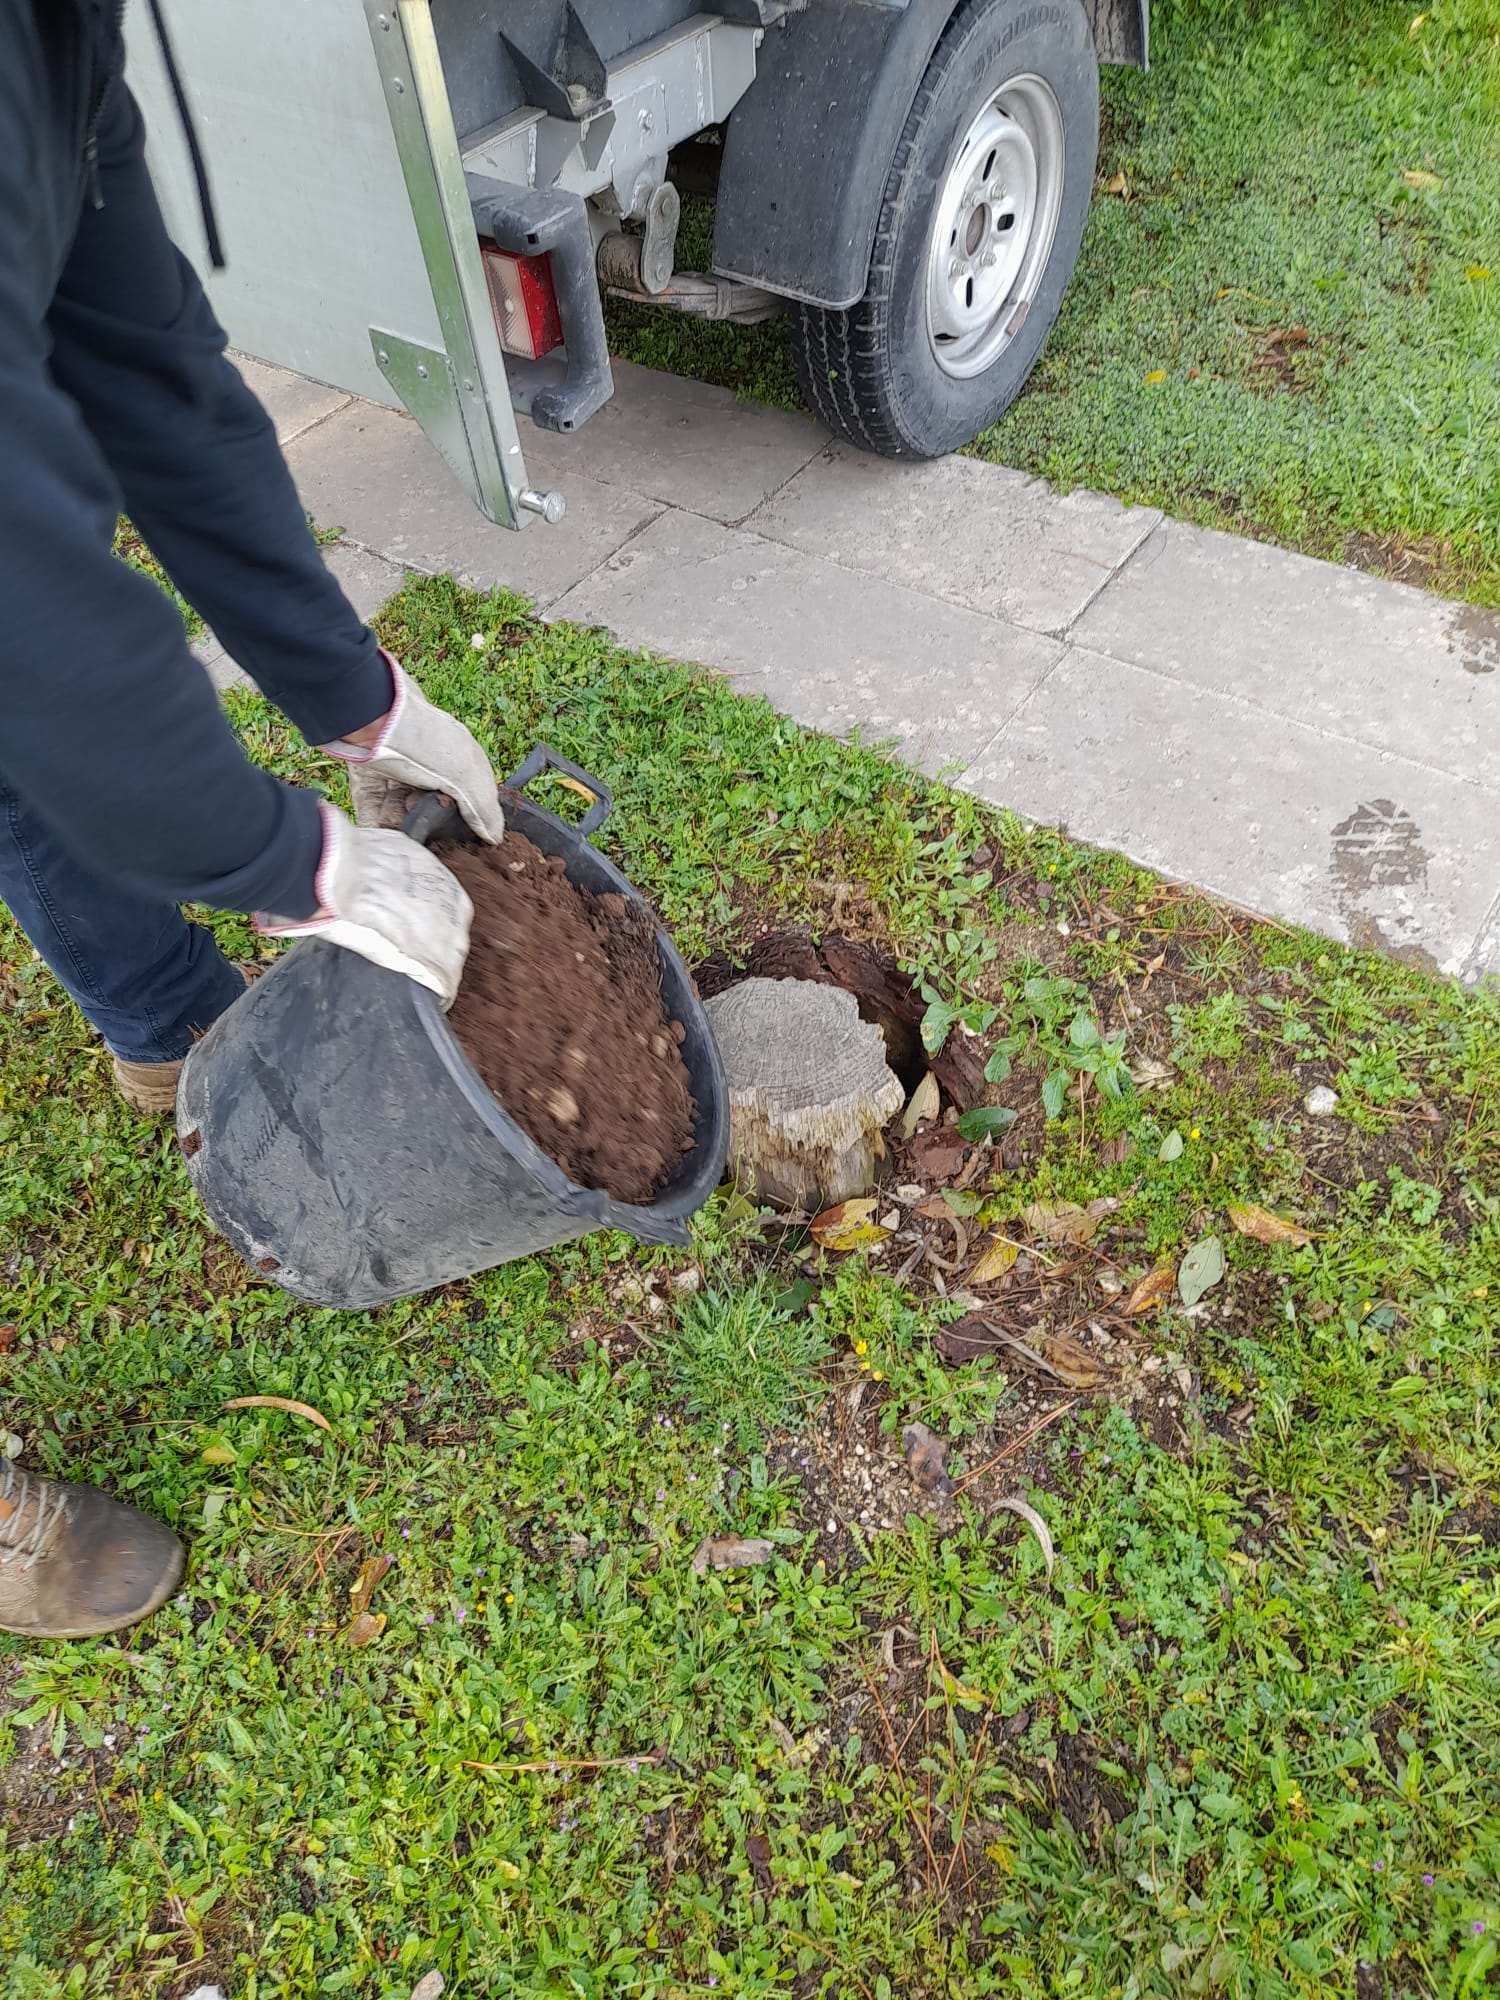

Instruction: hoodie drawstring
[142,0,225,270]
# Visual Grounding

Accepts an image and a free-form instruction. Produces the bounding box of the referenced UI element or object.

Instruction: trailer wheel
[788,0,1099,459]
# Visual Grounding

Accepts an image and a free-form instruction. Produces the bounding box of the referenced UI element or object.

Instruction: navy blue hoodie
[1,0,392,919]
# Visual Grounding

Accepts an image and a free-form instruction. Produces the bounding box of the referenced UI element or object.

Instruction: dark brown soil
[438,833,695,1204]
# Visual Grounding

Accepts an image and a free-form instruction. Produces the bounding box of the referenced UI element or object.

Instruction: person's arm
[45,79,395,751]
[0,327,327,919]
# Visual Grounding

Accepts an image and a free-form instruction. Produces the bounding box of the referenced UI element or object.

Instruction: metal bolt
[949,258,965,279]
[989,182,1007,201]
[517,487,566,525]
[391,77,404,93]
[416,363,428,379]
[463,379,474,392]
[376,349,389,365]
[638,107,654,135]
[376,11,389,27]
[979,251,998,270]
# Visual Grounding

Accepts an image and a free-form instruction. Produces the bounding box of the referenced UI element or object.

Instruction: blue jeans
[0,781,245,1063]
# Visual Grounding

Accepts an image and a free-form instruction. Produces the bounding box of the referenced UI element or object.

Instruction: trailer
[127,1,1148,532]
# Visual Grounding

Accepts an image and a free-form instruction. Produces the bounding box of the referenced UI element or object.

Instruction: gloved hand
[257,804,474,1006]
[325,651,505,844]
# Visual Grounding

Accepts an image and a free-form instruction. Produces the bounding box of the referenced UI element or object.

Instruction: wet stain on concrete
[1331,799,1429,894]
[1447,603,1500,675]
[1330,800,1438,967]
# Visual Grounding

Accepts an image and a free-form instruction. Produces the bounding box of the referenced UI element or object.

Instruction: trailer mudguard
[712,0,1146,311]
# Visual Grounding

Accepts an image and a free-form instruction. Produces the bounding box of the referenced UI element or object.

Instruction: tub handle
[506,744,613,838]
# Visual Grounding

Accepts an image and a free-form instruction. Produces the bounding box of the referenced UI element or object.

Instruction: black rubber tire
[788,0,1099,459]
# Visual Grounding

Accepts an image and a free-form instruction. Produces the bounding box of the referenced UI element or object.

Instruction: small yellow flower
[153,1789,163,1802]
[1048,863,1058,875]
[872,1370,884,1382]
[853,1338,868,1355]
[1473,1286,1489,1299]
[860,1359,871,1370]
[504,1591,515,1604]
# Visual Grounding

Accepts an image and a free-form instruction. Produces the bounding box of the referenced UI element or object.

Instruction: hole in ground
[692,927,984,1110]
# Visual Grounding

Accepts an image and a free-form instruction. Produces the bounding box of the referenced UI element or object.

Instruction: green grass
[606,0,1500,606]
[3,572,1500,1995]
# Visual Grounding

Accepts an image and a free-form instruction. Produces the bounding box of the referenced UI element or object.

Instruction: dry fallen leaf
[935,1313,1006,1362]
[1105,169,1129,196]
[345,1610,387,1649]
[1098,1134,1134,1169]
[901,1071,941,1139]
[745,1831,774,1894]
[810,1199,892,1252]
[1402,167,1442,189]
[993,1495,1056,1580]
[221,1395,331,1432]
[902,1421,955,1499]
[937,1315,1108,1389]
[201,1445,237,1465]
[767,1713,798,1757]
[1178,1235,1226,1307]
[410,1974,446,2000]
[1023,1198,1117,1245]
[1034,1328,1110,1391]
[691,1533,775,1576]
[1228,1203,1314,1247]
[969,1236,1019,1284]
[348,1553,393,1619]
[553,774,597,805]
[1123,1261,1178,1315]
[909,1126,968,1178]
[1144,368,1167,385]
[1129,1055,1177,1092]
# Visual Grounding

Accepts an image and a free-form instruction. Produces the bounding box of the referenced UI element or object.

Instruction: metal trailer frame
[125,0,766,532]
[127,0,549,532]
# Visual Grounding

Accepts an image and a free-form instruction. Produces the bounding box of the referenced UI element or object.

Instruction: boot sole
[0,1536,185,1641]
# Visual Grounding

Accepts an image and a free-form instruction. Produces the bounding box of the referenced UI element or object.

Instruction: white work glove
[324,651,506,843]
[257,804,474,1006]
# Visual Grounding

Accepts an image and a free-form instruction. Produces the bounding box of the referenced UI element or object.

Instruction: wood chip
[690,1533,775,1576]
[993,1495,1056,1580]
[221,1395,331,1431]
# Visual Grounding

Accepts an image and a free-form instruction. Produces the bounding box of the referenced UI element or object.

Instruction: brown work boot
[112,1053,184,1114]
[0,1459,184,1639]
[112,962,263,1114]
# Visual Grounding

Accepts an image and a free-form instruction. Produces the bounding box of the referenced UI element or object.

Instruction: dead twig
[859,1659,938,1890]
[462,1747,668,1777]
[940,1688,1001,1900]
[953,1399,1080,1493]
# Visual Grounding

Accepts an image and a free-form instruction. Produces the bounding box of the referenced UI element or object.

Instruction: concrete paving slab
[962,646,1500,974]
[549,510,1063,778]
[320,542,410,624]
[285,401,662,610]
[230,352,349,445]
[747,445,1160,637]
[1074,521,1500,786]
[192,636,246,695]
[1465,904,1500,983]
[522,359,828,525]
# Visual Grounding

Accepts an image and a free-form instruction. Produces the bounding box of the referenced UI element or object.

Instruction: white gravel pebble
[1304,1085,1338,1116]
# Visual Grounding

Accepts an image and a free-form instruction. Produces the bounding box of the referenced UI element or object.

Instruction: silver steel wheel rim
[925,75,1066,381]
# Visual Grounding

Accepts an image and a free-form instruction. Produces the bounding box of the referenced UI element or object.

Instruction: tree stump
[705,977,904,1209]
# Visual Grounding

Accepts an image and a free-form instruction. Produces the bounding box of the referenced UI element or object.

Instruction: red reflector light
[480,242,564,360]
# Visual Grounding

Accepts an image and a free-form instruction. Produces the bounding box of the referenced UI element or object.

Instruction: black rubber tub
[176,746,729,1308]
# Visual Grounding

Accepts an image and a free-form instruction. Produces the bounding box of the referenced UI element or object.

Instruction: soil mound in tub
[437,832,695,1204]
